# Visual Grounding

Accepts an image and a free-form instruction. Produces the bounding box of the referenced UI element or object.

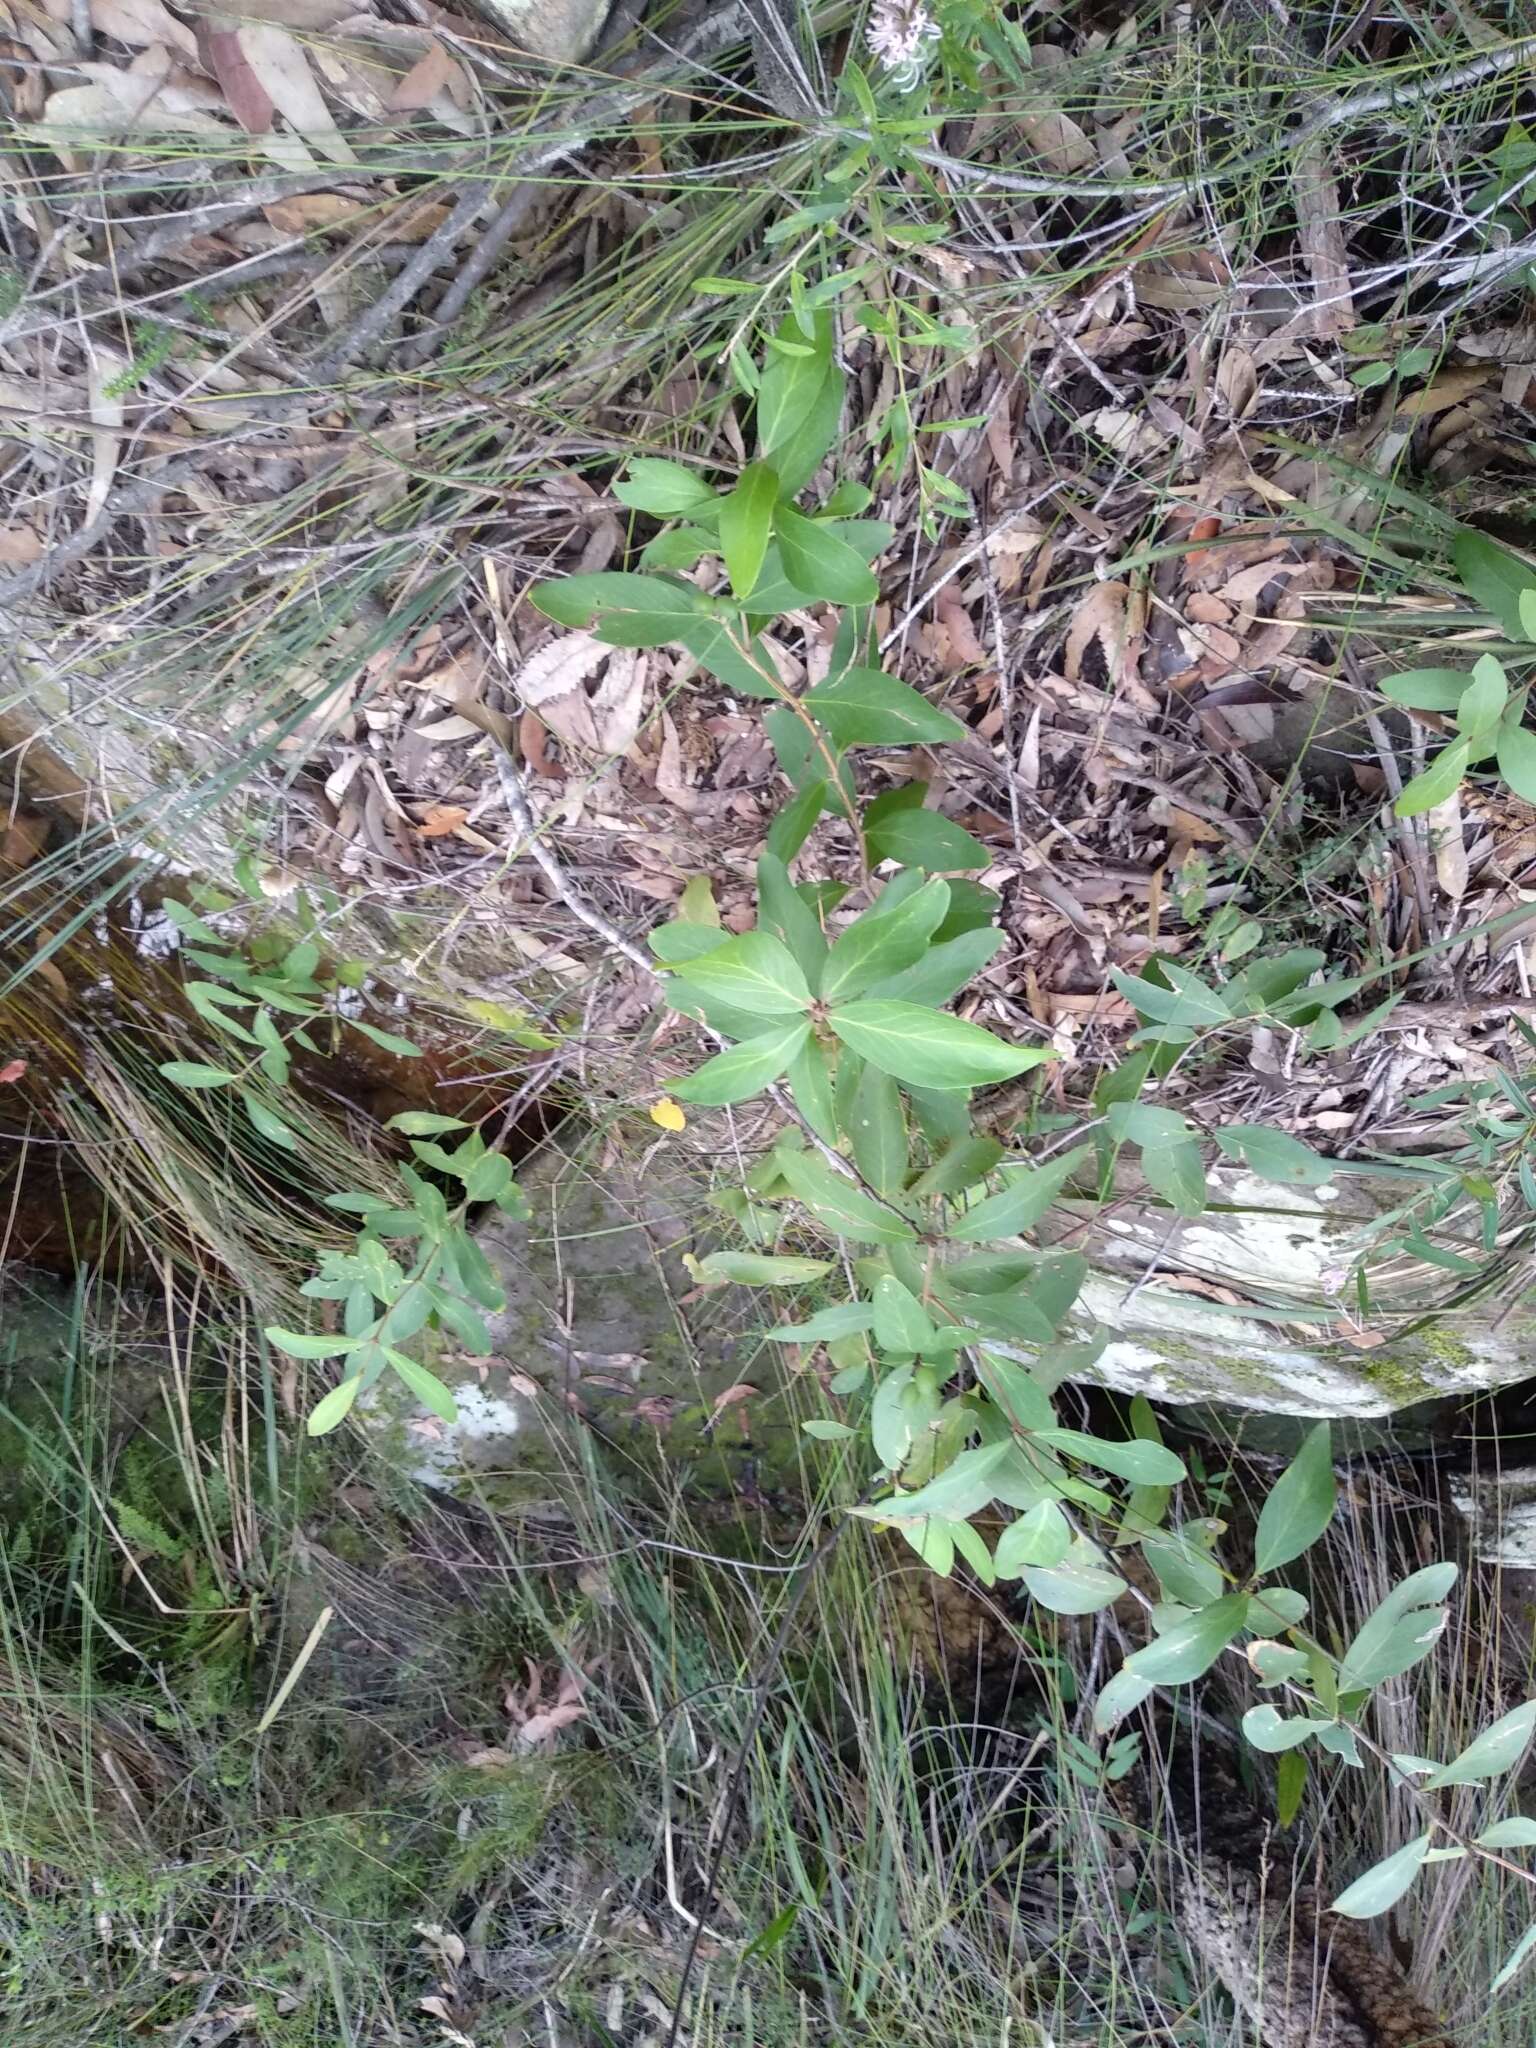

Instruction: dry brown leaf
[1215,344,1258,421]
[0,525,42,565]
[1086,406,1168,460]
[84,343,125,528]
[517,633,645,758]
[654,712,701,814]
[1019,108,1095,174]
[1427,789,1469,903]
[90,0,198,56]
[1394,367,1495,421]
[1064,580,1127,686]
[202,23,272,129]
[33,54,228,134]
[387,35,453,110]
[237,18,355,164]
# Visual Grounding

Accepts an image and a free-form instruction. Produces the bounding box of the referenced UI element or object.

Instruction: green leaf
[461,1153,514,1204]
[530,571,703,643]
[251,1008,290,1086]
[1498,719,1536,802]
[1378,669,1473,712]
[1111,965,1230,1031]
[804,668,966,747]
[757,853,828,986]
[802,1418,856,1440]
[1277,1749,1308,1828]
[265,1327,357,1359]
[870,1361,936,1468]
[822,877,950,1003]
[765,779,827,863]
[1141,1532,1224,1608]
[1035,1429,1186,1485]
[1456,652,1509,741]
[1453,528,1536,640]
[1124,1594,1249,1684]
[1021,1544,1126,1616]
[678,618,791,701]
[995,1500,1072,1574]
[1142,1136,1207,1215]
[857,1440,1012,1524]
[1423,1699,1536,1788]
[830,1000,1053,1090]
[1492,1923,1536,1994]
[386,1112,470,1136]
[775,507,879,604]
[185,982,259,1043]
[694,1250,835,1286]
[908,1134,1005,1199]
[1338,1562,1456,1689]
[1093,1668,1155,1732]
[613,457,716,517]
[669,930,812,1015]
[777,1148,917,1245]
[241,1092,298,1151]
[1330,1835,1432,1920]
[1242,1705,1320,1753]
[306,1374,364,1436]
[872,1274,936,1353]
[847,1061,909,1195]
[863,926,1004,1008]
[1395,739,1470,818]
[159,1061,237,1088]
[1213,1125,1334,1187]
[719,460,778,599]
[379,1349,457,1424]
[1253,1422,1336,1574]
[350,1021,423,1058]
[786,1032,838,1144]
[768,1303,876,1341]
[1476,1817,1536,1850]
[672,1019,811,1104]
[864,788,988,871]
[947,1145,1091,1240]
[756,311,832,464]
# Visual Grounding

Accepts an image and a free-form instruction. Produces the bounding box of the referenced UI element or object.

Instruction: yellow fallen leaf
[650,1097,686,1132]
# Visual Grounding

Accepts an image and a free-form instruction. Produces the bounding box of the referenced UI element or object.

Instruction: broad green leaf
[765,778,827,863]
[975,1351,1056,1432]
[1492,1923,1536,1994]
[1277,1749,1308,1827]
[677,618,788,701]
[1423,1699,1536,1788]
[1476,1817,1536,1849]
[847,1061,909,1194]
[1093,1668,1155,1732]
[830,1000,1052,1090]
[1330,1834,1431,1919]
[1395,739,1469,818]
[768,1302,876,1341]
[350,1022,422,1058]
[385,1350,459,1424]
[1242,1704,1320,1753]
[264,1327,357,1359]
[864,790,987,871]
[693,1250,835,1286]
[719,460,778,599]
[613,457,716,517]
[776,507,879,604]
[908,1134,1005,1199]
[872,1273,936,1353]
[1250,1587,1308,1626]
[802,1418,856,1440]
[871,1361,937,1468]
[186,982,259,1043]
[1254,1422,1336,1573]
[306,1374,364,1435]
[529,571,704,643]
[786,1032,838,1144]
[650,921,731,965]
[1123,1594,1249,1683]
[777,1147,917,1244]
[898,1518,955,1576]
[1454,528,1535,639]
[804,668,966,747]
[1110,966,1230,1031]
[242,1092,298,1151]
[822,877,950,1003]
[461,1153,514,1203]
[386,1112,470,1136]
[862,927,1004,1008]
[252,1008,290,1086]
[1248,1641,1310,1684]
[1456,652,1509,741]
[673,1019,811,1104]
[1379,669,1473,712]
[1035,1429,1186,1485]
[159,1061,236,1088]
[1142,1136,1207,1215]
[1214,1125,1334,1187]
[1141,1533,1223,1608]
[855,1440,1012,1523]
[1021,1545,1126,1616]
[1498,719,1536,803]
[1338,1562,1456,1689]
[669,930,811,1015]
[756,311,832,465]
[995,1499,1072,1575]
[757,852,828,984]
[950,1517,996,1586]
[947,1145,1092,1240]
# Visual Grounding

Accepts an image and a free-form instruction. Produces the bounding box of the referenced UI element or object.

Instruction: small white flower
[866,0,940,89]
